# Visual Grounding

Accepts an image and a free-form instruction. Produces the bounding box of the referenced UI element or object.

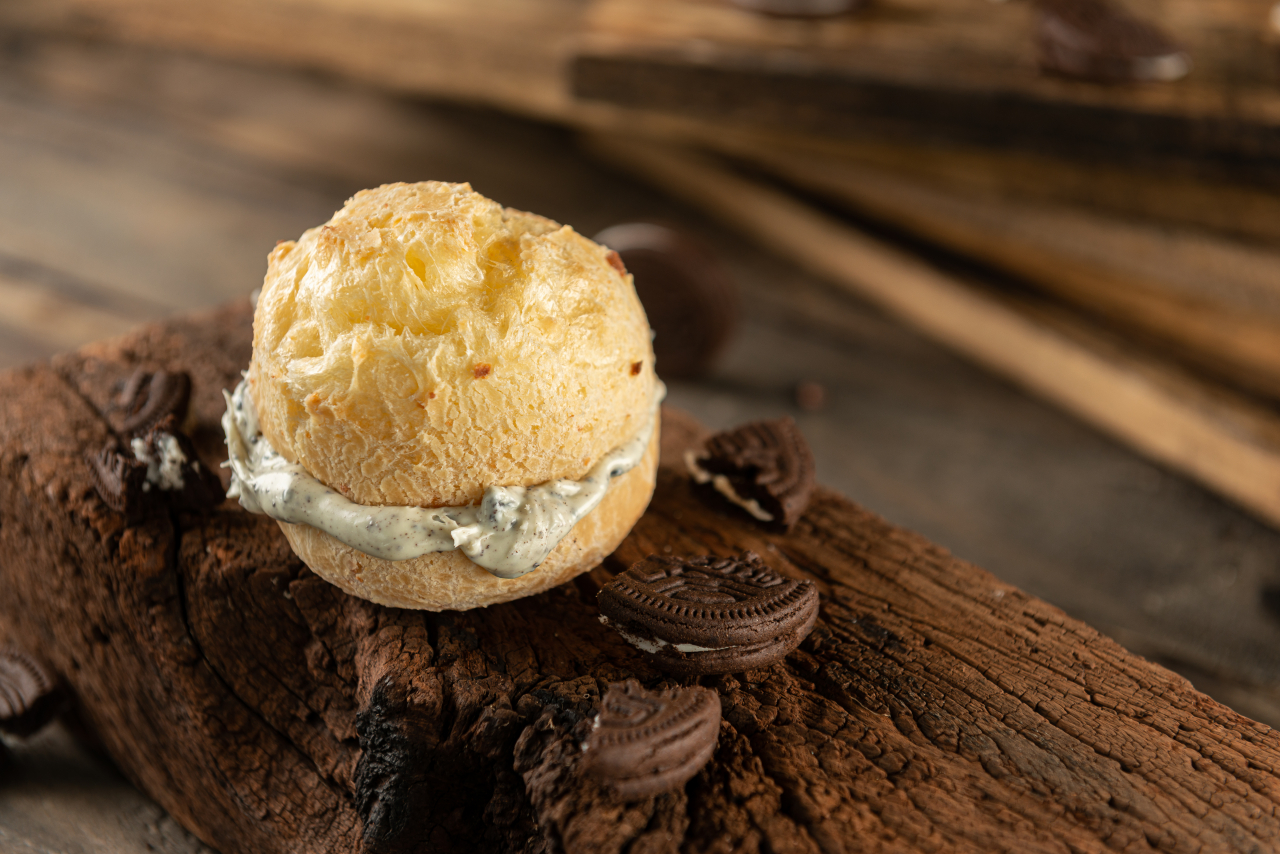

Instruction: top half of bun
[248,181,655,508]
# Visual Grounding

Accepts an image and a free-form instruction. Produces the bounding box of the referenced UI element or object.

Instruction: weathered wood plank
[723,142,1280,400]
[5,0,1280,170]
[1,301,1278,853]
[587,134,1280,530]
[575,0,1280,168]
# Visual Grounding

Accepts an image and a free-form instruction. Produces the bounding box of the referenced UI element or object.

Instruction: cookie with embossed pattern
[685,417,815,532]
[581,679,720,800]
[0,649,65,738]
[113,368,193,437]
[598,552,819,675]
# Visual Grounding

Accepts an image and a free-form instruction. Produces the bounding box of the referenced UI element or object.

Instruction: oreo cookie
[581,679,721,800]
[598,552,819,675]
[115,368,192,437]
[593,224,737,380]
[0,649,65,738]
[87,441,154,521]
[87,415,223,519]
[131,415,225,515]
[1035,0,1189,83]
[685,417,815,532]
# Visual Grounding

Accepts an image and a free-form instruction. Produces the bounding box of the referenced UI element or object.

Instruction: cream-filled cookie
[223,182,659,610]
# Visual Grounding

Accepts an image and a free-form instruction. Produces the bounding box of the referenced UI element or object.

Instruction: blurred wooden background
[3,2,1280,850]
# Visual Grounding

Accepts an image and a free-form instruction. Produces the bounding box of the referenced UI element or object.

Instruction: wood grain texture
[1,302,1279,853]
[587,135,1280,531]
[725,143,1280,400]
[6,0,1280,171]
[576,0,1280,167]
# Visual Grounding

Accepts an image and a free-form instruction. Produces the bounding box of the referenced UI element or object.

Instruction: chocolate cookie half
[685,417,816,532]
[598,552,819,675]
[581,679,721,800]
[1035,0,1189,83]
[113,368,193,437]
[0,649,65,738]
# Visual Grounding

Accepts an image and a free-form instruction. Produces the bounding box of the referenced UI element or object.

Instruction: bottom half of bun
[277,426,660,610]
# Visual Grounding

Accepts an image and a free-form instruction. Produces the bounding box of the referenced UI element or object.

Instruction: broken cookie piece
[87,414,223,521]
[1035,0,1189,83]
[0,649,65,738]
[86,442,155,522]
[685,416,816,532]
[581,679,720,800]
[114,368,193,437]
[598,552,819,675]
[130,415,224,515]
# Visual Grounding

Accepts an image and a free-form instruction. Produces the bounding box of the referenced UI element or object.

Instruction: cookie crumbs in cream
[223,377,664,580]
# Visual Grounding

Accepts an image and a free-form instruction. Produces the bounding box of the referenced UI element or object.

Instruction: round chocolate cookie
[114,368,193,437]
[581,679,721,800]
[597,552,819,675]
[593,223,737,380]
[0,649,64,738]
[1035,0,1189,83]
[686,417,816,532]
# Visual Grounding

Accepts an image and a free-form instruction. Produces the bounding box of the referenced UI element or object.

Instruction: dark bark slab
[1,300,1278,853]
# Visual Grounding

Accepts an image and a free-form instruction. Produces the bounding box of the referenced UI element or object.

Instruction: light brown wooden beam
[717,144,1280,401]
[586,134,1280,530]
[6,0,1280,171]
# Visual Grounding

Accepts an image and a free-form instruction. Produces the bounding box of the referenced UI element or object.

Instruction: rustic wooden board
[1,301,1279,853]
[721,142,1280,401]
[5,0,1280,171]
[575,0,1280,169]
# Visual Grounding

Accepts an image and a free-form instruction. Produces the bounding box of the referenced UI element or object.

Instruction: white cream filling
[222,377,664,580]
[131,433,188,493]
[598,616,729,655]
[683,449,774,522]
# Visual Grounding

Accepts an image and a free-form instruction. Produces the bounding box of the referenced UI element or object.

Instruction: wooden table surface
[2,32,1280,853]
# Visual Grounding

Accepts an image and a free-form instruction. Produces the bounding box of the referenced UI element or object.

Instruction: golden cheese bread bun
[244,181,658,610]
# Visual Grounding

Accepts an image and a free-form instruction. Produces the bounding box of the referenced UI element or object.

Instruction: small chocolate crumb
[581,679,720,799]
[630,361,643,376]
[688,417,816,532]
[0,649,65,737]
[1035,0,1189,83]
[598,552,819,675]
[472,363,492,379]
[594,224,737,380]
[794,380,827,412]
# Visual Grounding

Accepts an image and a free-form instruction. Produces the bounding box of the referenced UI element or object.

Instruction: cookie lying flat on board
[685,417,816,532]
[598,552,819,675]
[581,679,721,800]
